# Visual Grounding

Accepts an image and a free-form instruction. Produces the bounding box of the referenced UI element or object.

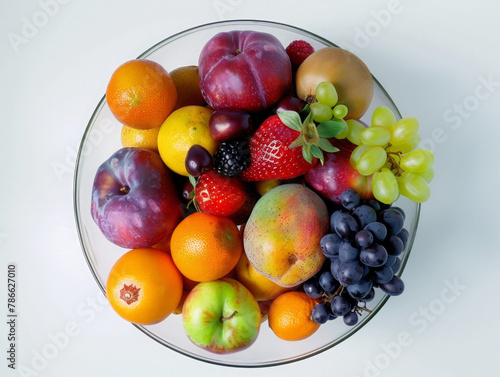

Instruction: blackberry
[214,139,251,177]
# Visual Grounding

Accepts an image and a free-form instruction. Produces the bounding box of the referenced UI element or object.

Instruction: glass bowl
[74,19,420,367]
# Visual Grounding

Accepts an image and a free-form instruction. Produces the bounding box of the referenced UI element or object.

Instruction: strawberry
[194,169,249,218]
[285,40,315,69]
[239,109,343,182]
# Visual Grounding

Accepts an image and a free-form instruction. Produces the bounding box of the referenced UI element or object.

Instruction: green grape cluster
[312,82,349,137]
[348,106,435,204]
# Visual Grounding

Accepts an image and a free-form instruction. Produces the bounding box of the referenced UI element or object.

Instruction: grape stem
[386,150,405,176]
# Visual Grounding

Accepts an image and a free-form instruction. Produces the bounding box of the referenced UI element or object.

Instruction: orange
[268,291,320,341]
[106,59,177,130]
[157,105,217,176]
[169,65,206,109]
[106,248,183,325]
[120,125,160,152]
[170,212,242,282]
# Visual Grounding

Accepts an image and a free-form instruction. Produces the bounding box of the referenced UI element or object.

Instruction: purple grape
[331,295,352,317]
[360,243,389,268]
[355,229,374,248]
[312,303,330,324]
[343,311,359,326]
[338,260,364,286]
[380,275,405,296]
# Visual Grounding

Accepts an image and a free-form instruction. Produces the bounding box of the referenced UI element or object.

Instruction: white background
[2,0,500,376]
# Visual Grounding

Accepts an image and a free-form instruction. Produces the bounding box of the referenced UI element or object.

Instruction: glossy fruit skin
[239,114,318,181]
[106,248,183,325]
[243,184,329,288]
[274,95,306,113]
[195,169,252,222]
[182,278,261,354]
[185,144,213,177]
[157,105,217,176]
[170,212,243,282]
[106,59,177,129]
[235,252,291,301]
[295,47,374,120]
[91,148,183,248]
[305,139,374,205]
[209,110,253,142]
[169,65,206,110]
[198,30,292,112]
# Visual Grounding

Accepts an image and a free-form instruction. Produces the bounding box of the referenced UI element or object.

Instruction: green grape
[386,133,420,154]
[417,166,435,183]
[397,172,431,202]
[390,117,420,146]
[333,104,348,119]
[350,144,370,169]
[310,102,333,123]
[372,168,399,204]
[356,146,387,176]
[400,149,435,173]
[315,81,338,107]
[360,125,391,147]
[334,119,349,139]
[346,119,366,145]
[371,106,397,128]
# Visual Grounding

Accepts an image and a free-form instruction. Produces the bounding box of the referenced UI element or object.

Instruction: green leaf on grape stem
[316,120,345,138]
[277,110,302,132]
[317,138,339,153]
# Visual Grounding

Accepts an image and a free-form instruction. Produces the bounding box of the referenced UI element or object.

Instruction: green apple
[182,278,261,354]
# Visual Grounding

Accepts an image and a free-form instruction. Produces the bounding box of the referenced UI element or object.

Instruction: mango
[243,184,329,288]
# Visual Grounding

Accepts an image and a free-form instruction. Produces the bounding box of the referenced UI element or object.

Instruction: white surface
[2,0,499,376]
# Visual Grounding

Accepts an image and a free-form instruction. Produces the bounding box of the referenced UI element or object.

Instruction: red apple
[305,139,373,205]
[91,148,183,248]
[198,30,292,112]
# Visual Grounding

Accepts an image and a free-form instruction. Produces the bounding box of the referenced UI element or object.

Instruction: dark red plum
[91,148,183,248]
[198,30,292,112]
[305,139,373,205]
[274,95,306,113]
[209,110,253,142]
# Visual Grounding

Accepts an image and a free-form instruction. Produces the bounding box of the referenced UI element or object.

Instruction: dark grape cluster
[304,189,409,326]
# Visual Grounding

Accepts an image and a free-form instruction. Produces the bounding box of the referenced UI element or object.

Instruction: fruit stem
[221,310,238,322]
[120,186,130,194]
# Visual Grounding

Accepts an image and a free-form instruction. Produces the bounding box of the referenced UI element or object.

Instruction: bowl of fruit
[74,19,434,367]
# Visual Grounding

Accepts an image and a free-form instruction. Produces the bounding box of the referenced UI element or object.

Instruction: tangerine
[106,59,177,130]
[268,291,320,341]
[106,248,183,325]
[170,212,242,282]
[120,125,160,152]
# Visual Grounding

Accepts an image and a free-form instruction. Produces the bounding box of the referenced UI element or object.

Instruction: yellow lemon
[120,125,160,152]
[157,105,217,176]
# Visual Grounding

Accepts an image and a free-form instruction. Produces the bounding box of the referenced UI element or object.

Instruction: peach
[235,252,291,301]
[243,184,329,288]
